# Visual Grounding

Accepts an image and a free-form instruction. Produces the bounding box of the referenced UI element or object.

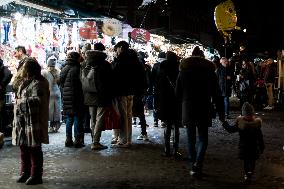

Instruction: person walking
[12,58,49,185]
[156,51,182,158]
[60,52,85,148]
[175,46,225,178]
[222,102,264,183]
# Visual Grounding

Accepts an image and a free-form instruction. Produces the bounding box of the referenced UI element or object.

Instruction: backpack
[81,66,97,93]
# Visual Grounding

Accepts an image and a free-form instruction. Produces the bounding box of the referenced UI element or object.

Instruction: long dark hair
[22,57,41,78]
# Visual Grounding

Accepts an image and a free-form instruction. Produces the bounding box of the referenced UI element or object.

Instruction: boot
[74,135,85,148]
[65,136,73,147]
[17,172,30,183]
[25,176,43,185]
[163,125,171,157]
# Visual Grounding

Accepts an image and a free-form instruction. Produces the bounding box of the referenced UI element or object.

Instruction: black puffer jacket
[82,50,113,107]
[60,58,84,115]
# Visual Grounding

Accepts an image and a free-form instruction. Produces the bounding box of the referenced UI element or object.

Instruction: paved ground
[0,110,284,189]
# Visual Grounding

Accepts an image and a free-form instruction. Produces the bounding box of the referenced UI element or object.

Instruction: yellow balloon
[214,0,237,32]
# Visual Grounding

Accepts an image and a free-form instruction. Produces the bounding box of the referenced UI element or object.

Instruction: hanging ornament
[131,28,150,43]
[102,19,122,37]
[79,21,97,40]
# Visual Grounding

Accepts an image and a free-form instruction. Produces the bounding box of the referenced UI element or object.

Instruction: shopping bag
[104,99,120,130]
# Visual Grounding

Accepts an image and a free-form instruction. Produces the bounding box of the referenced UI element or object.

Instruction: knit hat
[242,102,255,116]
[47,56,57,67]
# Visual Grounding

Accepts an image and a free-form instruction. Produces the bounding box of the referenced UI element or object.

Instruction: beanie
[47,57,56,67]
[242,102,255,116]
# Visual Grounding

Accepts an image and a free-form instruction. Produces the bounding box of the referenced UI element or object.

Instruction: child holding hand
[223,102,265,183]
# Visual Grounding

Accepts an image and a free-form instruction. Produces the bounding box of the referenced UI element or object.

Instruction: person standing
[81,43,113,150]
[263,58,277,110]
[0,58,12,133]
[215,57,234,119]
[42,57,61,133]
[175,46,225,178]
[12,58,49,185]
[12,46,28,93]
[60,52,85,148]
[112,41,144,147]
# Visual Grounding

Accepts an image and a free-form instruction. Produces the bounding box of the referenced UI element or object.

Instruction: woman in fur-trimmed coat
[12,58,49,185]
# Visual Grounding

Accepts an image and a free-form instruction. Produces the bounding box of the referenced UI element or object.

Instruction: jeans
[224,96,230,116]
[65,114,81,138]
[186,122,209,168]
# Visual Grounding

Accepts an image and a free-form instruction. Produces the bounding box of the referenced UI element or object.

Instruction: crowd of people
[0,42,275,185]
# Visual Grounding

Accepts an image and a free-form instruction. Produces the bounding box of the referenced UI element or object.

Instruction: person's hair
[67,51,81,61]
[94,42,106,51]
[15,46,27,54]
[166,51,178,62]
[22,58,41,78]
[114,41,129,51]
[192,46,204,58]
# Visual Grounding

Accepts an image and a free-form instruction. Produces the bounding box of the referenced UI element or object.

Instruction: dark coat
[112,49,146,97]
[156,59,181,122]
[60,58,84,115]
[215,66,234,97]
[223,116,265,160]
[82,50,113,107]
[176,56,225,125]
[0,63,12,100]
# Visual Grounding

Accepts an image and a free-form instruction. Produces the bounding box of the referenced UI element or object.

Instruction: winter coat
[60,58,84,115]
[264,63,277,83]
[0,63,12,100]
[42,68,61,121]
[175,56,225,125]
[215,66,233,97]
[112,49,146,97]
[223,116,265,160]
[12,57,28,93]
[156,59,181,122]
[12,76,50,146]
[81,50,113,107]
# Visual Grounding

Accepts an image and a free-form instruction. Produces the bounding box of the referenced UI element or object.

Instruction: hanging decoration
[3,22,10,43]
[79,21,97,40]
[131,28,150,43]
[102,18,122,37]
[214,0,239,44]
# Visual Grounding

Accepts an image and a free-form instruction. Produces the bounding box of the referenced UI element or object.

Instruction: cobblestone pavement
[0,110,284,189]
